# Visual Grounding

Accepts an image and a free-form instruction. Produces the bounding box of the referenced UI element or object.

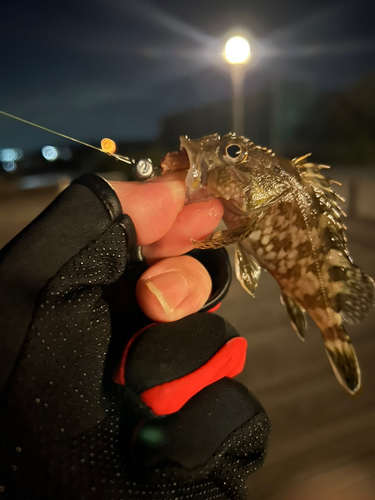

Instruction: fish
[161,133,375,395]
[1,106,373,394]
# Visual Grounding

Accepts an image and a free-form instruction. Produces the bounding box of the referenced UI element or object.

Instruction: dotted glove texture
[0,175,270,499]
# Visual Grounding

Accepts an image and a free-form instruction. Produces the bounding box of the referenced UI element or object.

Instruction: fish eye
[220,141,247,164]
[226,144,241,158]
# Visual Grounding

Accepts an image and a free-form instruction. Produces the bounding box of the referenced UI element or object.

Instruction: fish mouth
[179,136,201,189]
[159,136,201,179]
[160,134,219,200]
[160,148,190,174]
[160,138,211,202]
[179,135,212,202]
[159,139,211,203]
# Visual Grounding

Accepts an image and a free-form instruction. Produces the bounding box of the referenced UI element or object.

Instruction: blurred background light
[224,36,251,64]
[0,148,23,162]
[2,161,17,173]
[41,145,59,161]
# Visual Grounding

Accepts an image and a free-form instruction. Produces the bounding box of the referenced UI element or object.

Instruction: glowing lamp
[224,36,251,64]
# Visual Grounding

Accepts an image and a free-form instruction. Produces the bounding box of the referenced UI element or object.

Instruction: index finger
[110,174,186,245]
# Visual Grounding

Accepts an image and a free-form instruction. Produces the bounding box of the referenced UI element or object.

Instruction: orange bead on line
[101,138,116,154]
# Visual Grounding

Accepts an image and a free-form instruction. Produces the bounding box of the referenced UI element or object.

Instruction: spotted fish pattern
[173,133,375,395]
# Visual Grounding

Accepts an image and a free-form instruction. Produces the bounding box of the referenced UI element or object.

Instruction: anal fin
[235,242,261,297]
[281,293,307,341]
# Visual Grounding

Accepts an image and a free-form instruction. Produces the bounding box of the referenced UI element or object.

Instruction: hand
[110,173,224,323]
[0,173,270,499]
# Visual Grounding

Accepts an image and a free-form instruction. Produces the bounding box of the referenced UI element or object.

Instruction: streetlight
[224,35,251,136]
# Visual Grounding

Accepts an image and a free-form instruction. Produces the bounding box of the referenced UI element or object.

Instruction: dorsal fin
[294,157,375,326]
[293,158,347,254]
[292,153,312,165]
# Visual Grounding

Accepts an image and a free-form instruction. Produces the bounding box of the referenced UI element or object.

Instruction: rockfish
[161,133,375,395]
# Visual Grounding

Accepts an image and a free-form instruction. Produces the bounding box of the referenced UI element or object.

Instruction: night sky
[1,0,374,151]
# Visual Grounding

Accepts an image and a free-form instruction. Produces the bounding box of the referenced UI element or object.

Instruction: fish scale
[162,132,375,395]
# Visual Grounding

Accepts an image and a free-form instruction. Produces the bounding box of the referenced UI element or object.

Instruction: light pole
[224,35,251,136]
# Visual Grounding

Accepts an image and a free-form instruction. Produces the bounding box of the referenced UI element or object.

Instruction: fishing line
[0,110,133,165]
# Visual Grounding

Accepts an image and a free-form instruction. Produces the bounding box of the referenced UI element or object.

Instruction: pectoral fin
[281,293,307,341]
[235,242,261,297]
[192,218,256,250]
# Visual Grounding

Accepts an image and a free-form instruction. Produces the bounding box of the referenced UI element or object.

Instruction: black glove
[0,174,270,499]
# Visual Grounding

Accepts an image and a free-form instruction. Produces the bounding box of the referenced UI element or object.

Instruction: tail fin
[324,329,361,395]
